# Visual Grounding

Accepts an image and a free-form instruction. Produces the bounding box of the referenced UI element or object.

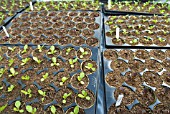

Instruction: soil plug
[142,82,156,91]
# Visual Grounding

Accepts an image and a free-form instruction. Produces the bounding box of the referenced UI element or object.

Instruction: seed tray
[0,44,101,114]
[0,10,101,48]
[103,1,170,15]
[104,14,170,47]
[103,48,170,113]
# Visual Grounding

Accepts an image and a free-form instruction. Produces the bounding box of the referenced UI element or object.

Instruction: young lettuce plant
[38,90,46,102]
[9,68,18,77]
[0,68,6,78]
[85,63,96,72]
[66,48,72,55]
[8,84,15,92]
[69,58,78,68]
[77,72,85,85]
[50,105,57,114]
[0,104,7,113]
[62,92,72,104]
[21,75,30,81]
[21,45,28,54]
[13,101,24,113]
[41,73,49,82]
[70,106,79,114]
[78,90,90,100]
[21,89,32,98]
[33,57,42,64]
[79,47,88,59]
[8,58,14,67]
[51,57,60,66]
[8,47,16,52]
[60,76,69,86]
[26,105,37,114]
[48,46,57,55]
[37,45,44,52]
[21,58,30,66]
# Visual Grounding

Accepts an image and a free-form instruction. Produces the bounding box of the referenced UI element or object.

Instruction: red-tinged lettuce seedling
[62,92,72,104]
[21,58,30,66]
[21,45,28,54]
[33,57,42,64]
[13,101,24,113]
[8,58,14,67]
[8,84,15,92]
[77,72,85,85]
[60,77,69,86]
[70,106,79,114]
[38,90,46,102]
[21,75,30,81]
[48,46,57,55]
[21,89,32,98]
[41,73,49,82]
[79,47,88,59]
[69,58,78,68]
[0,68,6,78]
[78,90,90,100]
[85,63,96,72]
[9,68,18,77]
[26,105,37,114]
[0,104,7,113]
[51,57,60,66]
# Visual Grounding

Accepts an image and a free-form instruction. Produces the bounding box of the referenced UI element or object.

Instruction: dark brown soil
[135,50,150,60]
[69,28,81,36]
[105,71,125,87]
[58,36,71,46]
[82,29,94,37]
[119,50,134,60]
[128,59,146,72]
[86,38,99,47]
[53,71,70,88]
[162,59,170,71]
[76,47,92,60]
[81,60,97,75]
[45,36,58,45]
[110,59,128,72]
[61,47,76,59]
[64,21,75,28]
[65,59,80,73]
[90,12,99,18]
[75,89,95,109]
[104,49,118,60]
[70,73,89,90]
[108,105,130,114]
[65,106,85,114]
[76,22,87,30]
[150,50,166,60]
[146,59,163,72]
[129,104,152,114]
[161,71,170,85]
[55,88,75,107]
[88,23,99,30]
[52,21,63,28]
[85,17,95,23]
[69,12,78,16]
[73,16,83,22]
[71,36,85,46]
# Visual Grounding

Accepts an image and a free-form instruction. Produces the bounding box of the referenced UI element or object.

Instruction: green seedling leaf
[66,48,72,55]
[74,106,79,114]
[86,96,91,100]
[0,56,3,61]
[78,94,85,98]
[33,57,42,64]
[15,101,21,109]
[8,58,14,67]
[37,45,43,52]
[50,105,56,114]
[0,68,5,77]
[82,90,87,96]
[52,57,56,63]
[21,58,30,66]
[0,86,3,90]
[21,89,32,98]
[8,84,14,92]
[21,45,28,54]
[21,75,30,80]
[38,90,46,97]
[9,68,18,77]
[72,58,78,63]
[8,47,16,52]
[41,73,49,82]
[80,47,84,53]
[26,105,32,113]
[0,104,7,112]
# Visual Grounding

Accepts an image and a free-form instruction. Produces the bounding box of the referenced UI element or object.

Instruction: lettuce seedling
[0,68,5,77]
[79,47,88,59]
[62,92,72,104]
[26,105,37,114]
[77,72,85,85]
[0,56,3,61]
[38,90,46,102]
[33,57,42,64]
[158,37,166,42]
[51,57,60,66]
[78,90,90,100]
[50,105,57,114]
[0,86,3,90]
[70,106,79,114]
[69,58,78,68]
[130,39,138,44]
[85,63,96,72]
[8,47,16,52]
[21,89,32,98]
[8,58,14,67]
[48,46,57,55]
[60,76,69,86]
[37,45,44,52]
[41,73,49,82]
[66,48,72,55]
[21,58,30,66]
[13,101,24,113]
[0,104,7,113]
[9,68,18,77]
[21,45,28,54]
[8,84,15,92]
[21,75,30,80]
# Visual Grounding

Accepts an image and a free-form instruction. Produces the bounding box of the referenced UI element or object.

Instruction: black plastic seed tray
[102,48,170,114]
[0,44,102,114]
[0,10,101,48]
[104,13,170,48]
